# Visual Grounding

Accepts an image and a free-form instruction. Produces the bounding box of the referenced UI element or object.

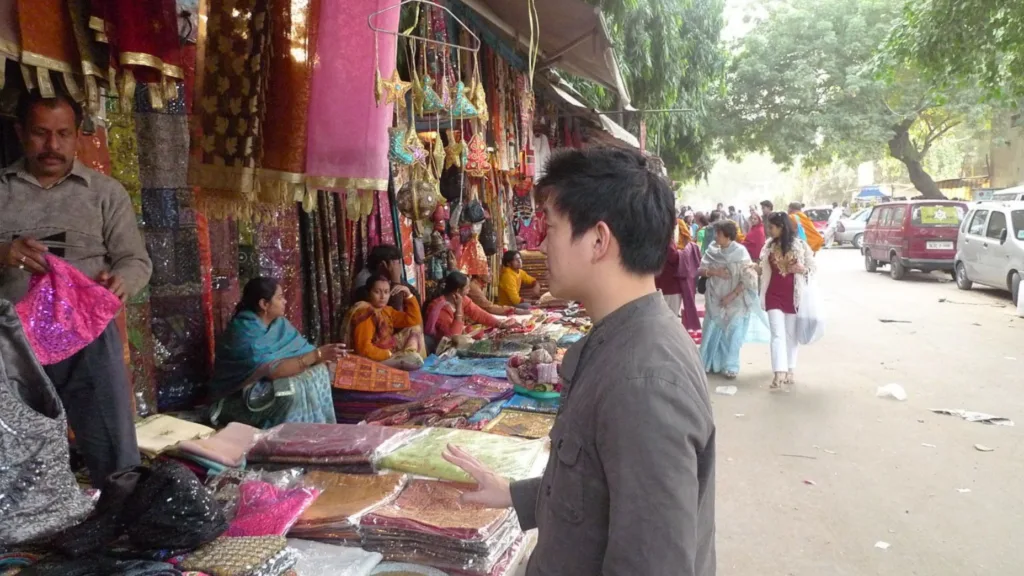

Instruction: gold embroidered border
[81,60,103,78]
[21,51,74,74]
[120,52,185,79]
[306,175,389,192]
[88,16,105,32]
[0,39,19,60]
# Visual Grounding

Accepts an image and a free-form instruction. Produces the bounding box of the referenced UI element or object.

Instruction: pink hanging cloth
[14,254,123,365]
[305,0,398,193]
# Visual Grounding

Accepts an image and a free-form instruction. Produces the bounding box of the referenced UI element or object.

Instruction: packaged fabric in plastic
[370,564,448,576]
[360,480,522,575]
[177,422,262,468]
[179,535,296,576]
[224,480,320,537]
[246,423,424,467]
[206,468,305,521]
[483,411,555,439]
[375,428,546,483]
[502,394,560,415]
[289,471,407,542]
[288,538,382,576]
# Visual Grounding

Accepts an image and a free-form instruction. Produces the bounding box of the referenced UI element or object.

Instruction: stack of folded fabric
[333,373,450,424]
[483,411,556,439]
[422,355,509,378]
[364,393,489,429]
[376,428,545,483]
[135,414,216,458]
[287,539,383,575]
[289,471,407,542]
[246,423,422,474]
[360,480,523,576]
[503,394,560,415]
[174,422,262,474]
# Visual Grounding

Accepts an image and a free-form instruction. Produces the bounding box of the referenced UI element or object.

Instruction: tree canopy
[572,0,727,181]
[716,0,991,199]
[885,0,1024,102]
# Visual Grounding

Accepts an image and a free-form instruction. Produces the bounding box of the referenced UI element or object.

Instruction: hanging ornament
[382,69,413,109]
[405,128,429,168]
[465,132,490,178]
[430,133,446,176]
[373,32,384,106]
[444,129,466,170]
[422,75,445,114]
[469,55,489,122]
[389,127,414,165]
[449,81,478,118]
[410,68,426,115]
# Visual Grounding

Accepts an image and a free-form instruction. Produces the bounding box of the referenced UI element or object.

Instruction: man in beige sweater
[0,90,152,487]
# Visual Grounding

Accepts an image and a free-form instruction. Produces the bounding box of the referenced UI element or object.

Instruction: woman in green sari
[207,278,346,428]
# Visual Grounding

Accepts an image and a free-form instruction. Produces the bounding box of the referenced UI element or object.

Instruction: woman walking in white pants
[758,212,816,390]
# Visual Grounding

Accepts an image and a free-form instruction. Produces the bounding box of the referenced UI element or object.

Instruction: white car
[834,208,870,248]
[955,201,1024,303]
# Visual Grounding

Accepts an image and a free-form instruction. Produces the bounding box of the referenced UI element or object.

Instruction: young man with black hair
[760,199,774,220]
[443,147,716,576]
[352,244,420,308]
[0,90,151,487]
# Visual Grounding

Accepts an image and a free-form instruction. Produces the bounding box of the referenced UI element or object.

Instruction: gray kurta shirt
[510,292,716,576]
[0,159,151,303]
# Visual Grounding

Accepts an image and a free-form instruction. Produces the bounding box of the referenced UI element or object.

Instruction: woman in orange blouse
[342,274,426,371]
[425,272,512,340]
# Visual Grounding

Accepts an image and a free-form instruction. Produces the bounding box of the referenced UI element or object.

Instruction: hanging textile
[207,216,241,335]
[305,0,397,192]
[17,1,78,97]
[260,0,321,204]
[254,205,305,333]
[0,0,18,69]
[299,207,322,345]
[110,0,183,108]
[67,0,107,111]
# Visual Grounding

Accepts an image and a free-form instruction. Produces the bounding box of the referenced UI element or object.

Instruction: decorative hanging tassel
[36,68,55,98]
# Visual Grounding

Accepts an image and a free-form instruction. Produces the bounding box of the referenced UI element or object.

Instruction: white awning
[458,0,631,106]
[547,80,640,149]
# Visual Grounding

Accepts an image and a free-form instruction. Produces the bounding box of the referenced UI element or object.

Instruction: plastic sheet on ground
[288,538,383,576]
[930,408,1014,426]
[375,428,546,483]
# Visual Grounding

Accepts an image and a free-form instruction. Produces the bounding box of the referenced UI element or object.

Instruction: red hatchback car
[862,200,968,280]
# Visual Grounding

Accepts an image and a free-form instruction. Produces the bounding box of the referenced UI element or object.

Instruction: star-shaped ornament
[444,130,466,170]
[382,69,412,109]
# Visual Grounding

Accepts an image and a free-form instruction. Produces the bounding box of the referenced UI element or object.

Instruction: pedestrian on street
[760,199,774,220]
[758,212,816,390]
[823,202,844,249]
[443,147,716,576]
[0,90,152,487]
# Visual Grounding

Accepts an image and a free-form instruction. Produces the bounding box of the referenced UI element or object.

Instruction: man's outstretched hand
[442,444,513,508]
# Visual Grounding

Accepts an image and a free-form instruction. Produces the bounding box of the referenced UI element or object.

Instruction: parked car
[803,207,833,232]
[862,200,969,280]
[987,185,1024,203]
[954,202,1024,304]
[835,208,870,248]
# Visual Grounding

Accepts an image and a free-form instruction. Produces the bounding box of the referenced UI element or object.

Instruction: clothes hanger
[368,0,481,54]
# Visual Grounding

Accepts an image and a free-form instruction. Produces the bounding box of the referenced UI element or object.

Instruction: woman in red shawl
[656,227,702,331]
[743,212,767,262]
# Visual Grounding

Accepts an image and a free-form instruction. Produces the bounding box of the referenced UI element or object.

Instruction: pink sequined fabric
[14,254,122,365]
[224,480,320,537]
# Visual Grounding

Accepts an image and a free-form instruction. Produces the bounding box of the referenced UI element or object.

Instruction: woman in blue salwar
[207,277,346,428]
[698,220,769,379]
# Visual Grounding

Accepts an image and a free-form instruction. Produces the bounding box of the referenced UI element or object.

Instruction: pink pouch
[14,254,122,365]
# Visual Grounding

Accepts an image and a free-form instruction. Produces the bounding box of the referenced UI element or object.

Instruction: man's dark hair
[536,147,674,275]
[767,212,796,254]
[708,210,723,223]
[16,89,84,128]
[366,244,402,273]
[760,200,774,210]
[712,220,738,241]
[788,201,803,212]
[501,250,520,267]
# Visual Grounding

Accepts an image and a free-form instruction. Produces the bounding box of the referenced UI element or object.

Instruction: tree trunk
[887,121,946,200]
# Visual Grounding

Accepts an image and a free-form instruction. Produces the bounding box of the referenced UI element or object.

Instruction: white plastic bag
[795,277,825,345]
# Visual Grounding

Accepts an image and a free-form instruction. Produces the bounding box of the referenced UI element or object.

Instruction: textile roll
[304,0,398,192]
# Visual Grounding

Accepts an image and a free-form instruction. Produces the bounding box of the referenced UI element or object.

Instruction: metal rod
[369,0,482,53]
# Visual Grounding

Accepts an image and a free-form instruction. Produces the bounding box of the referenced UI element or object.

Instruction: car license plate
[926,241,953,250]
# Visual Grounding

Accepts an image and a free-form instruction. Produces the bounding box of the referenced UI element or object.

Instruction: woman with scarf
[743,212,767,261]
[657,224,703,331]
[425,272,513,344]
[697,220,767,379]
[759,212,816,390]
[208,278,344,428]
[343,274,426,371]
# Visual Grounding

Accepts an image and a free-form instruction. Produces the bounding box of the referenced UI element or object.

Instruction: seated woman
[208,277,345,428]
[343,274,426,371]
[497,250,540,307]
[426,272,512,342]
[468,268,516,316]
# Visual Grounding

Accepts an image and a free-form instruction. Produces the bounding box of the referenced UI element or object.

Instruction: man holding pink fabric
[0,90,151,487]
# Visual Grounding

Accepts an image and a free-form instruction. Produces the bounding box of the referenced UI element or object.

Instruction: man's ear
[591,221,613,263]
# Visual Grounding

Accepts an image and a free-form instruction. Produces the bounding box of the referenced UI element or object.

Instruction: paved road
[715,248,1022,576]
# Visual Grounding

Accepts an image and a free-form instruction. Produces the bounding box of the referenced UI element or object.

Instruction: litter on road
[957,488,972,494]
[715,385,738,396]
[930,409,1014,427]
[876,384,907,401]
[921,443,936,448]
[874,542,891,550]
[974,444,995,452]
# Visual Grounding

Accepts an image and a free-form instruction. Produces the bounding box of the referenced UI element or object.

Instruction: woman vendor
[344,274,426,370]
[469,267,516,316]
[208,277,345,428]
[426,272,513,343]
[497,250,540,307]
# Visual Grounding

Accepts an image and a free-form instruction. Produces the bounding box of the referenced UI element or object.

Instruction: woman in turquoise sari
[698,221,769,379]
[207,277,346,428]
